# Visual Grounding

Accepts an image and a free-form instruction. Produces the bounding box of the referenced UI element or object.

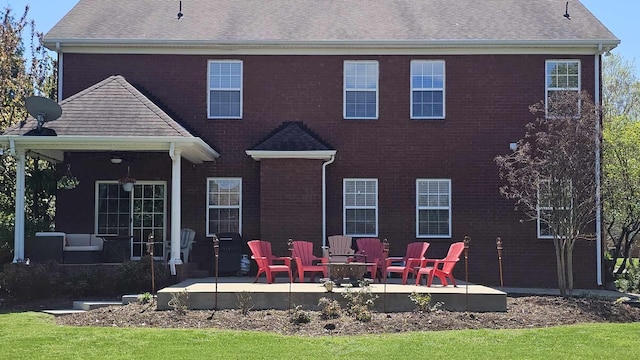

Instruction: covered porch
[0,76,219,274]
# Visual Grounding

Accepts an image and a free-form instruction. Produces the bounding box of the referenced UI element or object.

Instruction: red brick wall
[59,53,599,287]
[258,158,324,255]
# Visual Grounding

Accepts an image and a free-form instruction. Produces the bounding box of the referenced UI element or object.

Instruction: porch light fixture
[118,166,136,192]
[110,155,123,164]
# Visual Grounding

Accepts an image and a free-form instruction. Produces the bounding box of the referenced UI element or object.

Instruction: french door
[96,181,166,260]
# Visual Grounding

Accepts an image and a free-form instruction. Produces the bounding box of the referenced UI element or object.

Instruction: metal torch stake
[287,238,293,314]
[146,233,155,295]
[496,237,504,288]
[213,235,219,310]
[382,238,389,313]
[463,236,471,312]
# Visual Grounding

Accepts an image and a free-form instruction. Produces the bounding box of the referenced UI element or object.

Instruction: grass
[1,312,640,359]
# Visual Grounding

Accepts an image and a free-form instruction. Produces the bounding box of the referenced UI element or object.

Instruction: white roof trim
[246,150,336,161]
[0,135,219,164]
[45,39,619,56]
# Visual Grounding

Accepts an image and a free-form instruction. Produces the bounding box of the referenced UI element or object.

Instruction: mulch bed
[38,295,640,336]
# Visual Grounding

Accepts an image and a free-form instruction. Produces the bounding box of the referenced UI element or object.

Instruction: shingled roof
[0,76,218,164]
[246,122,335,160]
[4,75,192,137]
[44,0,618,52]
[251,122,333,151]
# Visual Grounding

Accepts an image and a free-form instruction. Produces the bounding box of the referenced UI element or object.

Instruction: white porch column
[169,145,182,275]
[13,147,26,262]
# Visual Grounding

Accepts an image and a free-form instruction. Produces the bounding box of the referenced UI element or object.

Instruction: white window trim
[343,178,378,237]
[343,60,379,119]
[415,179,452,238]
[410,60,446,120]
[207,60,243,119]
[545,59,580,114]
[206,177,242,236]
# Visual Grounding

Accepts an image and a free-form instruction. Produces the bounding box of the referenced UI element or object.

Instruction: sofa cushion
[64,234,104,251]
[64,245,102,252]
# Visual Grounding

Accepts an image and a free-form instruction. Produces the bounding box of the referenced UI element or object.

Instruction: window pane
[417,179,451,237]
[344,180,377,235]
[207,178,242,235]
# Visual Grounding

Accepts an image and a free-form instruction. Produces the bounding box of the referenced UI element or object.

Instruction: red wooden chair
[415,242,465,287]
[248,240,292,284]
[292,240,328,282]
[384,242,430,284]
[355,238,386,280]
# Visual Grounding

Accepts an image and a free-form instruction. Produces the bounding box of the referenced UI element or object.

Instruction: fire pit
[326,262,373,286]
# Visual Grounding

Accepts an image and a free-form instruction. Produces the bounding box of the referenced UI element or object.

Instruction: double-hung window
[343,179,378,236]
[537,179,573,239]
[411,60,445,119]
[344,61,378,119]
[207,178,242,236]
[416,179,451,237]
[545,60,580,113]
[208,60,242,119]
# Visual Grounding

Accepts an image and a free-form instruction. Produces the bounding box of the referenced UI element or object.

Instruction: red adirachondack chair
[292,240,328,282]
[415,242,465,287]
[354,237,386,280]
[384,242,430,284]
[247,240,292,284]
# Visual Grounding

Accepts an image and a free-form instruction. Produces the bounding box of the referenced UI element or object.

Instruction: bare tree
[495,91,598,297]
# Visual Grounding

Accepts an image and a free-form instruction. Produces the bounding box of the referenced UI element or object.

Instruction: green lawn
[1,312,639,359]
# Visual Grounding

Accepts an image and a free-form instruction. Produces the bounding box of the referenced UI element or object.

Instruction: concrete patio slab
[156,276,507,312]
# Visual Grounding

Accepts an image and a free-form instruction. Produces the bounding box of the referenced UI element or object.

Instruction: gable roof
[4,75,192,137]
[1,76,219,163]
[250,122,334,152]
[246,122,335,161]
[44,0,618,53]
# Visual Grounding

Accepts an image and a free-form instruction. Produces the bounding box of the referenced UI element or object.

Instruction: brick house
[1,0,618,287]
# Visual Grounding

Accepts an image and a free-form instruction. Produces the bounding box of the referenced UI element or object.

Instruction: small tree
[495,91,598,297]
[602,115,640,276]
[0,5,58,261]
[601,54,640,278]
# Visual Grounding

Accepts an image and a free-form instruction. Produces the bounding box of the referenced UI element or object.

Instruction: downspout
[595,44,603,286]
[168,142,182,275]
[322,155,335,249]
[56,42,63,100]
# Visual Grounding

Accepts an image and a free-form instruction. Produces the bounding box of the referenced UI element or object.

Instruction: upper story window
[343,179,378,236]
[411,60,445,119]
[545,60,580,113]
[416,179,451,238]
[344,61,378,119]
[208,60,242,119]
[207,178,242,236]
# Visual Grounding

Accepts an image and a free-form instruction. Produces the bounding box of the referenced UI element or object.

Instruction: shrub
[236,291,253,315]
[138,292,153,304]
[0,262,61,300]
[168,290,189,315]
[409,292,443,313]
[615,264,640,293]
[318,297,341,319]
[290,305,311,324]
[115,256,171,294]
[342,283,378,322]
